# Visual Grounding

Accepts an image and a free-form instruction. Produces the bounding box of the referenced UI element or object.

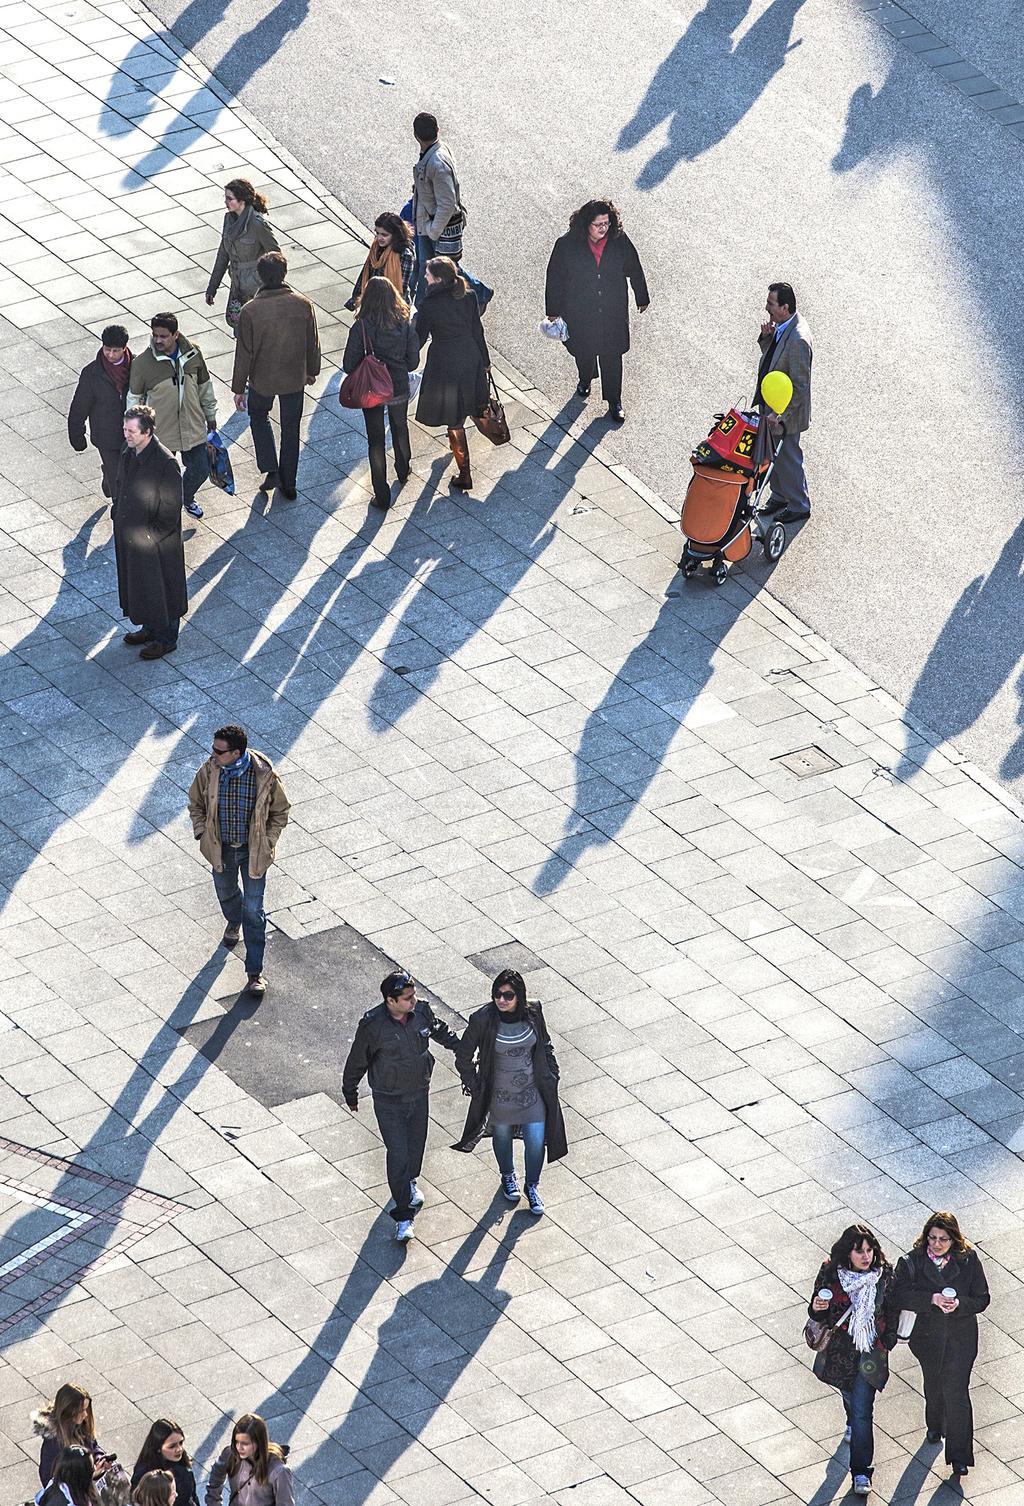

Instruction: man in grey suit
[755,281,812,523]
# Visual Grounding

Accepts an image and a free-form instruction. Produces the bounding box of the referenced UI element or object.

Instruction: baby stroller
[679,405,787,586]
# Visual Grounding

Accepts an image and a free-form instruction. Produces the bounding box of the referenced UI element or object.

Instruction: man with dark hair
[113,405,187,659]
[187,723,290,998]
[755,280,813,523]
[411,111,464,303]
[342,971,460,1243]
[128,312,217,519]
[68,323,133,499]
[232,251,321,501]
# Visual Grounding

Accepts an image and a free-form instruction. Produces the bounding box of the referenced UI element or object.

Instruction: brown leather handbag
[474,372,510,445]
[339,321,394,409]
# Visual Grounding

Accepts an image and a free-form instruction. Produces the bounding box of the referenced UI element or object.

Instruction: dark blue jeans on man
[212,842,266,976]
[143,619,179,646]
[413,233,437,307]
[841,1370,877,1481]
[178,441,209,511]
[249,389,305,493]
[372,1093,428,1223]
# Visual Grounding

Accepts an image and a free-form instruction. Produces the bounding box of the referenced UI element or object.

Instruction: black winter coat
[112,438,187,628]
[131,1458,199,1506]
[545,231,649,361]
[342,317,420,401]
[892,1246,989,1372]
[807,1260,900,1392]
[413,283,489,427]
[68,351,132,453]
[342,1000,460,1104]
[452,1003,568,1161]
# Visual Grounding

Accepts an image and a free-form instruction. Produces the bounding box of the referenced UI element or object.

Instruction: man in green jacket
[128,312,218,519]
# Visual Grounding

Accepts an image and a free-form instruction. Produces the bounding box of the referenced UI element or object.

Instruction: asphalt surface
[144,0,1024,796]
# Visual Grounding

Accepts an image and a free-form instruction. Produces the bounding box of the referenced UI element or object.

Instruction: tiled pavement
[3,1,1024,1504]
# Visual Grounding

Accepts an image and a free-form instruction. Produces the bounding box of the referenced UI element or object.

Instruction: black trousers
[362,402,411,504]
[248,388,304,491]
[910,1319,978,1466]
[575,351,623,404]
[373,1093,428,1222]
[99,447,122,499]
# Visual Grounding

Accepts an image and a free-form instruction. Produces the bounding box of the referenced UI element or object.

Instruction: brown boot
[447,426,472,490]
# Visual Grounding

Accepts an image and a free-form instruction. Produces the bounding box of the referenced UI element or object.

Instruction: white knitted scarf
[837,1266,880,1353]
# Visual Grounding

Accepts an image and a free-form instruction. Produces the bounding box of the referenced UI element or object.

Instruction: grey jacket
[207,206,281,304]
[412,140,462,240]
[756,312,812,434]
[204,1451,294,1506]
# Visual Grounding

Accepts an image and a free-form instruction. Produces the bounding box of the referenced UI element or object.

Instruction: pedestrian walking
[414,257,490,492]
[345,213,417,310]
[232,251,321,501]
[411,112,465,301]
[342,276,420,509]
[342,969,460,1243]
[127,313,217,519]
[205,178,280,330]
[131,1422,198,1506]
[544,199,649,423]
[893,1211,990,1480]
[452,970,567,1217]
[807,1224,900,1498]
[67,323,132,499]
[112,406,187,660]
[131,1475,175,1506]
[36,1447,99,1506]
[755,280,813,523]
[187,724,290,999]
[204,1414,293,1506]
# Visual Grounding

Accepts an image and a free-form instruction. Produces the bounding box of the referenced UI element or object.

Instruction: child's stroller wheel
[681,555,699,578]
[763,522,786,562]
[711,563,729,587]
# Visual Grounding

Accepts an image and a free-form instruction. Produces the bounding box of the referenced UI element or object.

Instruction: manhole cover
[776,745,840,779]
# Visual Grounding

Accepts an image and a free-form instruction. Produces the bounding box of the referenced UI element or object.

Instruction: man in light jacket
[128,312,217,519]
[411,111,463,303]
[755,280,813,524]
[232,251,321,501]
[187,723,291,997]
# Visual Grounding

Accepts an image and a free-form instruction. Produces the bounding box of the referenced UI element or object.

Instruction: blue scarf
[219,749,252,781]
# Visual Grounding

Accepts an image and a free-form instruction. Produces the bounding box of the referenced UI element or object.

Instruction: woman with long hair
[342,275,420,509]
[413,255,490,492]
[131,1474,175,1506]
[36,1446,100,1506]
[204,1413,293,1506]
[206,178,280,328]
[131,1421,197,1506]
[807,1225,900,1497]
[544,198,649,422]
[346,213,417,310]
[33,1385,108,1488]
[452,969,567,1216]
[893,1211,990,1480]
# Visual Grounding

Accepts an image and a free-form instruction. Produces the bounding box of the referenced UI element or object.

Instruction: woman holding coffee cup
[807,1224,900,1498]
[893,1211,990,1480]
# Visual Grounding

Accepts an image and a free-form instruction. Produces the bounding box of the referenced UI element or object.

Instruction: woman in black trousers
[451,969,567,1217]
[544,198,649,423]
[342,276,420,510]
[414,256,490,492]
[893,1211,990,1479]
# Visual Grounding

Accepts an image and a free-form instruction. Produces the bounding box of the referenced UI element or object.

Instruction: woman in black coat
[413,256,490,492]
[544,198,649,423]
[807,1224,900,1497]
[113,407,187,658]
[893,1211,990,1479]
[342,276,420,510]
[452,969,566,1217]
[131,1419,199,1506]
[67,324,132,500]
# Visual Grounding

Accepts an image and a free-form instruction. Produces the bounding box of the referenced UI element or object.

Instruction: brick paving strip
[2,2,1024,1505]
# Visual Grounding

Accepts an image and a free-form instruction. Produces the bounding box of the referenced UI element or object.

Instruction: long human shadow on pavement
[616,0,805,187]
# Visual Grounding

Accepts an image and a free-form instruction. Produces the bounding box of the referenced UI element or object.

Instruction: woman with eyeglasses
[893,1211,990,1480]
[452,969,567,1216]
[36,1447,100,1506]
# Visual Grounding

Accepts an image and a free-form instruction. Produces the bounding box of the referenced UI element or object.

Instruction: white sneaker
[852,1477,870,1497]
[395,1220,414,1243]
[409,1181,424,1210]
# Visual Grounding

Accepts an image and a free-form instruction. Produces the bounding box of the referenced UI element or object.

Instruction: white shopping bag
[539,317,568,341]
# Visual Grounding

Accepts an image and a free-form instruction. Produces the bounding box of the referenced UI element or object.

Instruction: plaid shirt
[218,762,258,847]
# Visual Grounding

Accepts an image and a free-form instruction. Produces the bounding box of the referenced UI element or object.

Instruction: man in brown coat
[232,251,321,500]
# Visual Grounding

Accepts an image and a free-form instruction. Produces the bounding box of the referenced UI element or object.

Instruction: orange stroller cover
[681,463,749,545]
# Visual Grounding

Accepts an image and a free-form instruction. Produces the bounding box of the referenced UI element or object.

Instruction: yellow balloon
[761,370,793,415]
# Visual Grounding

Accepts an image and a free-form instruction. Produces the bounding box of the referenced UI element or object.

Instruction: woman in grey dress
[452,970,567,1216]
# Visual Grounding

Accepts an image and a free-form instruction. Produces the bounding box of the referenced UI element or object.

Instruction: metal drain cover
[776,745,840,779]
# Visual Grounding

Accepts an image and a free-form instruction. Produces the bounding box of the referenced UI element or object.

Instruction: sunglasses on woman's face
[495,989,516,1001]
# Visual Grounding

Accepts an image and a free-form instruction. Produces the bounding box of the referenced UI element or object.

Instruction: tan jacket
[187,750,290,878]
[232,284,321,397]
[128,334,217,452]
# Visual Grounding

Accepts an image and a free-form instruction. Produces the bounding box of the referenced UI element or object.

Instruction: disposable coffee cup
[942,1287,957,1300]
[817,1288,833,1301]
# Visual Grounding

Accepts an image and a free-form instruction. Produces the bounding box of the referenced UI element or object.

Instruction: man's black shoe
[576,381,591,399]
[259,471,278,492]
[776,508,810,525]
[761,497,787,517]
[607,403,625,422]
[279,484,298,500]
[123,629,152,645]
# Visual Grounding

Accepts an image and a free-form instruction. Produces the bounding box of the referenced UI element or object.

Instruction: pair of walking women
[808,1214,989,1496]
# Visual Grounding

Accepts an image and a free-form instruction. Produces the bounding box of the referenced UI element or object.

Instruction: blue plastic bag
[205,429,235,494]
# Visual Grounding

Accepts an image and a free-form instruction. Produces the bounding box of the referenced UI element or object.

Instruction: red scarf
[102,349,131,395]
[589,234,608,265]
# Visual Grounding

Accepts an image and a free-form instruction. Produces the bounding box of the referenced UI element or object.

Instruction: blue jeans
[491,1122,546,1187]
[178,442,209,509]
[841,1370,877,1480]
[212,844,266,975]
[413,233,437,307]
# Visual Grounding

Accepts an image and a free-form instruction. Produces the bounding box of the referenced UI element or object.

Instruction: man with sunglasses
[343,970,460,1242]
[187,724,290,997]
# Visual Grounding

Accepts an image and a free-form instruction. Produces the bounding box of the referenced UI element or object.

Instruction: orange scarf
[357,240,404,300]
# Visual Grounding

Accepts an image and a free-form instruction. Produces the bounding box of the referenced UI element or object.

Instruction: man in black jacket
[343,970,460,1242]
[67,324,132,499]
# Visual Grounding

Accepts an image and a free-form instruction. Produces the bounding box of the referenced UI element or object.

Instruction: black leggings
[363,402,411,504]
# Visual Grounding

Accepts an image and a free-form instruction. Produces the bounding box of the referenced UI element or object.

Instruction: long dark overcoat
[112,437,187,628]
[413,283,490,428]
[452,1003,568,1161]
[806,1259,899,1392]
[544,231,649,362]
